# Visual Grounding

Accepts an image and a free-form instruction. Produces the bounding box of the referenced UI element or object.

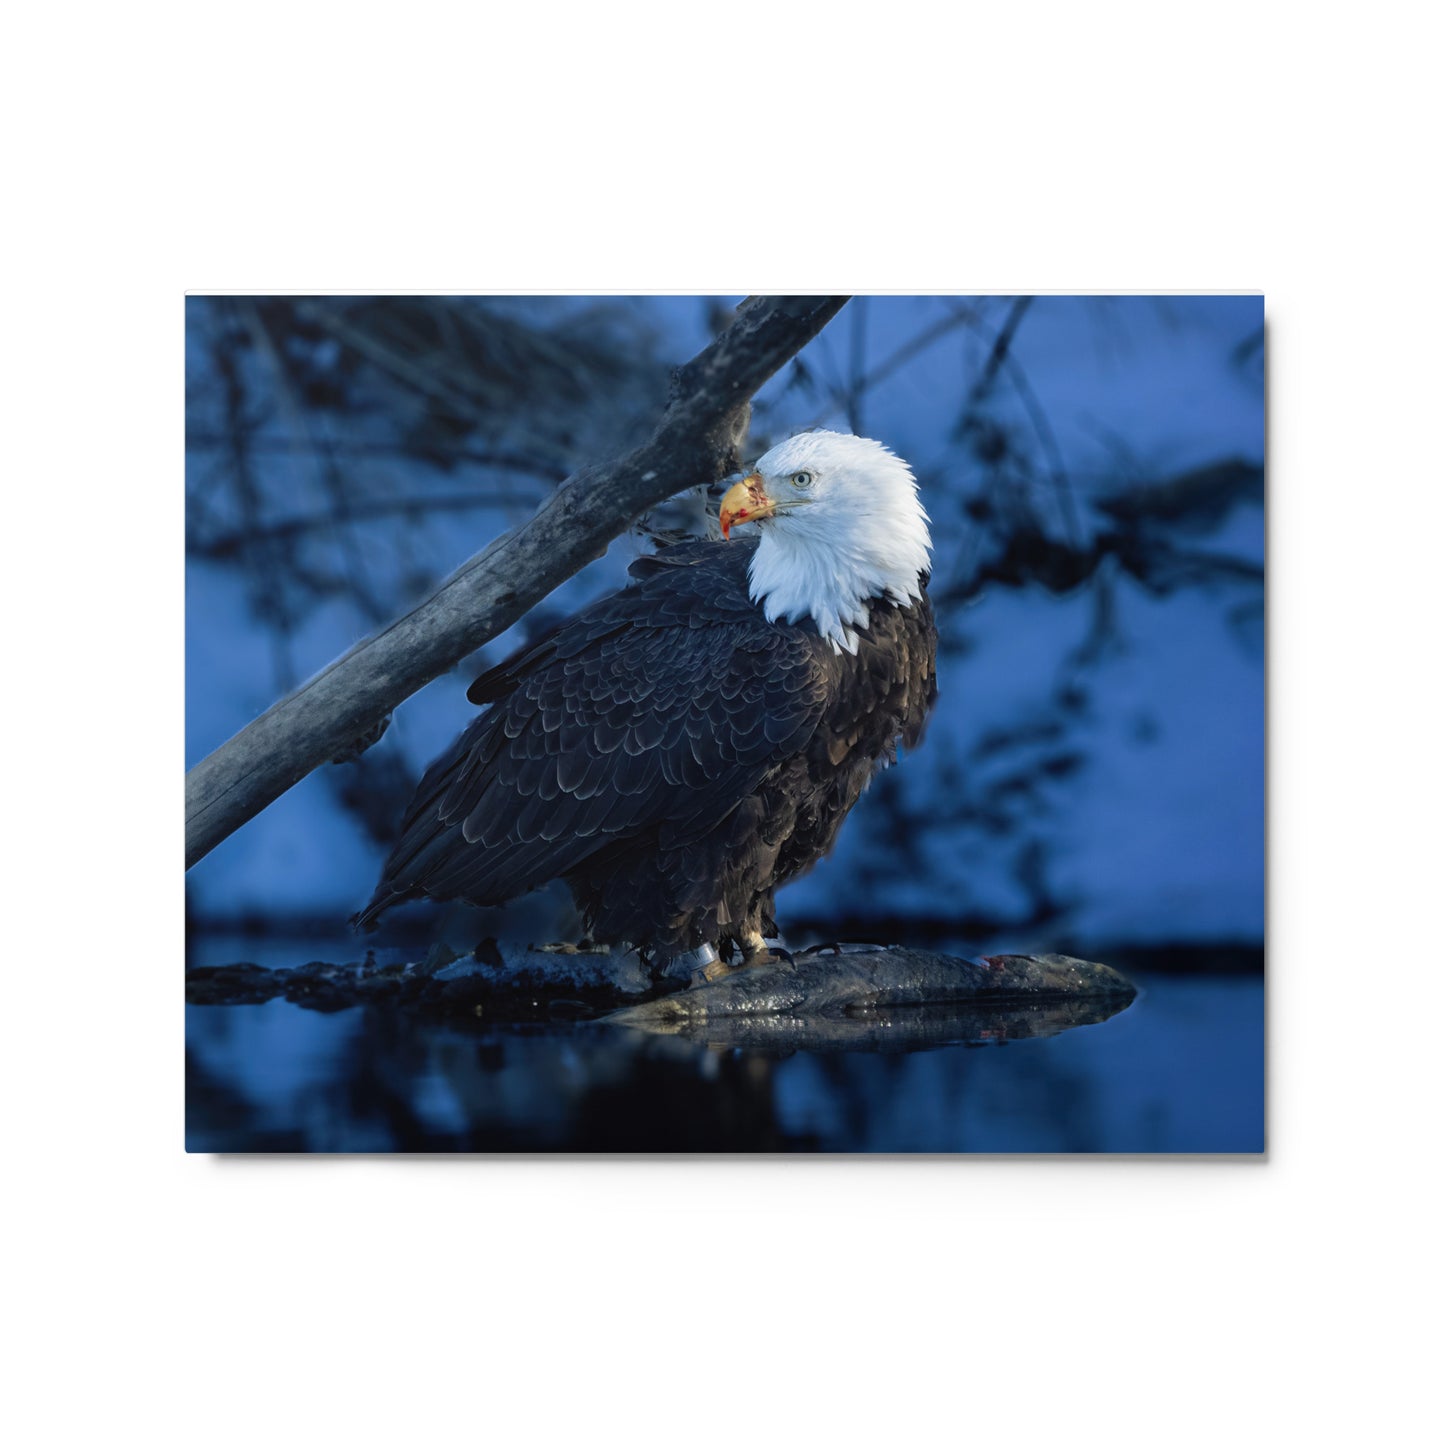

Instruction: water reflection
[186,972,1263,1153]
[612,994,1133,1052]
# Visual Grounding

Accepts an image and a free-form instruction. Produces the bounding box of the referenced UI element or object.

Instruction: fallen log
[185,943,1137,1048]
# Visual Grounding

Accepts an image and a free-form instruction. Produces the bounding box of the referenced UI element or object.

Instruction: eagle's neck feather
[747,509,931,655]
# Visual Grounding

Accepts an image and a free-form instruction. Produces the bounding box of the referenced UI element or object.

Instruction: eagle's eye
[791,471,815,490]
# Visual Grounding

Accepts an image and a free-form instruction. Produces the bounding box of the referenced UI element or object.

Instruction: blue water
[185,970,1264,1153]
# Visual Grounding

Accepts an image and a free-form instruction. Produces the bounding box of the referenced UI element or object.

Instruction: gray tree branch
[186,295,850,868]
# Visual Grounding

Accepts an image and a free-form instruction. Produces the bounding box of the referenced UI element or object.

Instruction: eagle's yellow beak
[719,472,777,539]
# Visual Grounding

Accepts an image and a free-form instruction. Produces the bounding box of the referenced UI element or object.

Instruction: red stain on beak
[719,473,776,539]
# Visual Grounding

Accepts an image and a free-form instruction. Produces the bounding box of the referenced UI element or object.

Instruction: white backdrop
[5,3,1439,1442]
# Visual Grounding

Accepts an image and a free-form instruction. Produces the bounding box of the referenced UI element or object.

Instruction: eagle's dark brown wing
[354,541,833,928]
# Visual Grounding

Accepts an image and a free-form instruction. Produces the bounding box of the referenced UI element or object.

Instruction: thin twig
[960,296,1033,414]
[184,433,571,483]
[998,350,1085,548]
[242,302,392,624]
[190,492,557,558]
[804,305,976,429]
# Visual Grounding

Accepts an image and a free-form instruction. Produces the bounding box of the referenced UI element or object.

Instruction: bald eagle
[356,431,938,964]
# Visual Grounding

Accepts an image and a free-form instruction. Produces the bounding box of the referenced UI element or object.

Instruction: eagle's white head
[719,430,932,654]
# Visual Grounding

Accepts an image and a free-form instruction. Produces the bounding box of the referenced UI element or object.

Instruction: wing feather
[355,541,836,927]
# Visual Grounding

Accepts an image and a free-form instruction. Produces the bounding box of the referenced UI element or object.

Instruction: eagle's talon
[739,944,795,973]
[696,956,737,984]
[694,943,795,985]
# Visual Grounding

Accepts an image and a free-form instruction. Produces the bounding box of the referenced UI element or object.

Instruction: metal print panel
[185,294,1265,1153]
